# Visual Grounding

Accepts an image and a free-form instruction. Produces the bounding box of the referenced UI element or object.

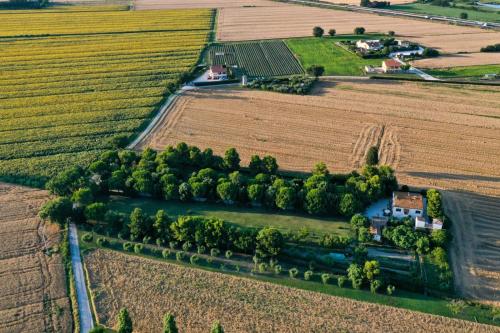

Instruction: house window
[415,210,421,214]
[395,208,401,212]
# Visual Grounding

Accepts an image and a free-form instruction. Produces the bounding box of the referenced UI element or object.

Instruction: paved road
[69,223,94,333]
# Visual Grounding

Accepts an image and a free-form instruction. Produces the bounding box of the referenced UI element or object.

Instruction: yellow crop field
[0,7,213,186]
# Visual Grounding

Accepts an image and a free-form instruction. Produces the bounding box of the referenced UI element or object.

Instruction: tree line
[42,143,398,219]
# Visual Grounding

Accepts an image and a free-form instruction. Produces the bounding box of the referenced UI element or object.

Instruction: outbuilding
[207,65,228,80]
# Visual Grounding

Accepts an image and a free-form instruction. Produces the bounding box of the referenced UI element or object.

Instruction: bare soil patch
[0,183,72,333]
[85,249,499,332]
[138,81,500,304]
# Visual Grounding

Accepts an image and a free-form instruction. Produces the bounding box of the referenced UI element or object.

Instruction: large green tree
[117,308,133,333]
[224,148,240,171]
[256,227,284,258]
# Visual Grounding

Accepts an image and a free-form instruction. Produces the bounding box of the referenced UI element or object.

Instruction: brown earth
[322,0,413,4]
[0,183,72,333]
[85,249,500,332]
[137,80,500,304]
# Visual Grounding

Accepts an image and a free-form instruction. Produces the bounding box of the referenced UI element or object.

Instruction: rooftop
[383,59,401,68]
[393,191,424,210]
[209,65,227,73]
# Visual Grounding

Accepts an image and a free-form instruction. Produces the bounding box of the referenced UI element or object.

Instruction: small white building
[392,191,424,219]
[369,216,388,242]
[207,65,228,80]
[356,40,383,51]
[415,216,444,231]
[382,59,402,73]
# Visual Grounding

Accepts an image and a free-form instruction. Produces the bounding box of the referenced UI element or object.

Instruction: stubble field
[85,249,499,332]
[216,3,500,66]
[137,81,500,304]
[133,0,284,10]
[0,183,72,333]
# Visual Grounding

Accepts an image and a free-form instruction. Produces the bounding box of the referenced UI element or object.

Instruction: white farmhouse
[392,191,424,219]
[356,40,383,51]
[207,65,228,80]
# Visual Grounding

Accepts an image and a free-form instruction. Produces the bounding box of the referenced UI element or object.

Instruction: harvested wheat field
[412,52,500,68]
[217,4,500,63]
[443,191,500,306]
[0,183,72,333]
[85,249,499,332]
[137,81,500,304]
[322,0,413,4]
[138,82,500,196]
[133,0,284,10]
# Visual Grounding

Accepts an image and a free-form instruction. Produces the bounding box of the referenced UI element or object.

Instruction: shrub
[422,48,440,58]
[96,237,108,247]
[304,270,314,281]
[162,249,171,258]
[370,279,382,293]
[321,273,332,285]
[210,248,220,257]
[388,30,395,36]
[274,265,282,275]
[459,12,468,19]
[352,278,363,289]
[480,43,500,52]
[354,27,365,35]
[82,233,93,242]
[386,284,396,295]
[338,276,347,288]
[447,299,467,315]
[197,245,206,254]
[123,242,133,251]
[225,250,233,259]
[289,267,299,278]
[365,146,379,166]
[182,241,192,252]
[134,243,143,254]
[142,236,151,244]
[306,65,325,77]
[190,254,200,265]
[328,29,336,36]
[176,251,185,262]
[313,26,324,37]
[169,241,178,249]
[258,263,268,273]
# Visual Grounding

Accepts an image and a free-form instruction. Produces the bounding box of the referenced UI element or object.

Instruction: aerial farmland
[0,0,499,332]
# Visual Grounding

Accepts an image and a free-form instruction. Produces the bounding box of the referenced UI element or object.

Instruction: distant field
[425,64,500,77]
[286,37,381,76]
[413,53,500,68]
[216,2,500,65]
[85,249,500,332]
[107,196,350,238]
[391,3,500,23]
[133,0,285,9]
[0,8,213,185]
[207,40,303,77]
[0,183,72,333]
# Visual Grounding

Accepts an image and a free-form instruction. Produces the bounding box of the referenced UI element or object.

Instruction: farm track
[0,183,72,333]
[349,124,383,168]
[378,126,401,169]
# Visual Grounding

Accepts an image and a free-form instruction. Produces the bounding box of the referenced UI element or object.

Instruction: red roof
[210,65,227,73]
[383,59,401,68]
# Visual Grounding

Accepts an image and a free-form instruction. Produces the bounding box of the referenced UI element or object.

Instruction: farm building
[208,65,228,80]
[369,216,389,242]
[382,59,402,73]
[415,216,444,230]
[356,40,383,51]
[392,191,424,219]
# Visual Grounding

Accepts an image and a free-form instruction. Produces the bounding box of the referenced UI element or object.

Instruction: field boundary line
[127,90,182,150]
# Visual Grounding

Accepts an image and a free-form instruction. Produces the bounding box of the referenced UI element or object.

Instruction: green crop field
[0,7,214,186]
[424,64,500,78]
[285,36,383,76]
[107,196,350,240]
[207,40,304,77]
[391,3,500,23]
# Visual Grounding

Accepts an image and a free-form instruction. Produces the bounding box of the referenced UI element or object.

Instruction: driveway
[69,223,94,333]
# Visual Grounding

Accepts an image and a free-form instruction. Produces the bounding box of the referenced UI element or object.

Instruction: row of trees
[313,26,366,37]
[90,308,224,333]
[45,144,398,218]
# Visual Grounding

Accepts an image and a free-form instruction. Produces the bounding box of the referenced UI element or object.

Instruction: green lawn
[285,36,383,76]
[107,196,350,238]
[391,3,500,23]
[425,64,500,78]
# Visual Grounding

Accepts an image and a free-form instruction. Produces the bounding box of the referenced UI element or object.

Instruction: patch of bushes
[247,75,317,95]
[480,43,500,53]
